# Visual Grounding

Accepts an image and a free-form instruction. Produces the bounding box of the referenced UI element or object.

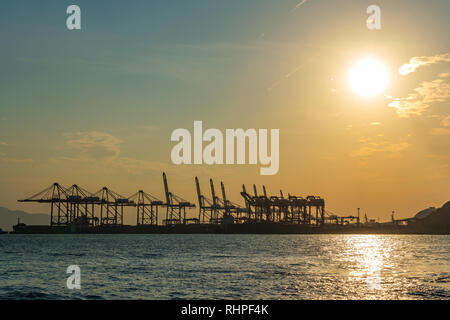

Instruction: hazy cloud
[351,142,409,159]
[114,157,171,174]
[64,131,122,160]
[430,115,450,135]
[140,125,158,131]
[430,128,450,136]
[0,142,33,163]
[1,157,33,163]
[399,53,450,75]
[60,131,166,174]
[389,73,450,117]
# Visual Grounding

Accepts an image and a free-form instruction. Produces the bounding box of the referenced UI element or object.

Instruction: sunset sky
[0,0,449,223]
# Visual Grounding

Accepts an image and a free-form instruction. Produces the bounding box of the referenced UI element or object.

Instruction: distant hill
[418,201,450,225]
[409,201,450,233]
[414,207,437,219]
[0,207,49,231]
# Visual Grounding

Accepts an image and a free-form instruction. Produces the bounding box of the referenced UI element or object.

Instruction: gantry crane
[128,190,165,225]
[18,183,70,226]
[91,187,135,226]
[195,176,216,223]
[220,181,247,222]
[163,172,196,225]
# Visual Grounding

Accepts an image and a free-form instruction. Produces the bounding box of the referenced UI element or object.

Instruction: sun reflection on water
[344,235,391,295]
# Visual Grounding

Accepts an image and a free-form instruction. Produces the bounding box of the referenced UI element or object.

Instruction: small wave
[0,290,65,300]
[83,294,104,300]
[408,289,450,299]
[435,276,450,283]
[208,255,234,259]
[48,252,86,257]
[138,253,164,259]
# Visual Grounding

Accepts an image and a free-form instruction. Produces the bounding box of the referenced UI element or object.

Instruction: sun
[348,58,389,97]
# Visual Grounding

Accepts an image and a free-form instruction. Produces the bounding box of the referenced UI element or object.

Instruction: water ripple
[0,234,448,299]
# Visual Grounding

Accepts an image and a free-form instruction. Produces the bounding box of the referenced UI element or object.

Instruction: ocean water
[0,234,448,300]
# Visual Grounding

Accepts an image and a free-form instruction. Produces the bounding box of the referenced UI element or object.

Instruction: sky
[0,0,449,223]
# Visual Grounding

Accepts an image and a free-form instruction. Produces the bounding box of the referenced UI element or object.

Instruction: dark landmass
[0,207,48,231]
[407,201,450,234]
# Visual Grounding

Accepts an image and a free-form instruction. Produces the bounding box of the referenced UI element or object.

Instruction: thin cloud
[0,142,33,163]
[399,53,450,75]
[351,142,409,159]
[58,131,167,174]
[115,157,171,174]
[140,125,158,131]
[267,65,304,91]
[1,157,33,163]
[64,131,122,160]
[430,128,450,136]
[429,115,450,135]
[389,73,450,117]
[291,0,309,12]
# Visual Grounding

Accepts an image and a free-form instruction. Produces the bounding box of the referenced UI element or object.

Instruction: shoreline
[8,223,449,235]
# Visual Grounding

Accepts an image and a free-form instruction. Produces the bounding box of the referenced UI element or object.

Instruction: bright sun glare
[348,58,389,97]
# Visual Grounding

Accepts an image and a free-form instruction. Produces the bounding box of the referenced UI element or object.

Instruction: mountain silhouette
[409,201,450,233]
[0,207,49,231]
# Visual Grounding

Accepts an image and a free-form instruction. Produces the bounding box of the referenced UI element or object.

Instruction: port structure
[18,183,138,227]
[18,177,335,228]
[196,177,248,224]
[91,187,135,226]
[196,176,220,224]
[240,185,326,225]
[220,181,248,222]
[270,189,291,223]
[320,208,360,225]
[163,172,196,225]
[306,195,325,225]
[19,183,71,226]
[241,184,272,222]
[18,183,103,226]
[287,194,308,224]
[128,190,165,226]
[65,184,100,226]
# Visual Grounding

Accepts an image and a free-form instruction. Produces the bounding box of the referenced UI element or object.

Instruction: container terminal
[10,172,449,234]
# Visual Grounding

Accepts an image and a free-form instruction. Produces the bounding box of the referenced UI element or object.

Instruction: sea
[0,234,448,300]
